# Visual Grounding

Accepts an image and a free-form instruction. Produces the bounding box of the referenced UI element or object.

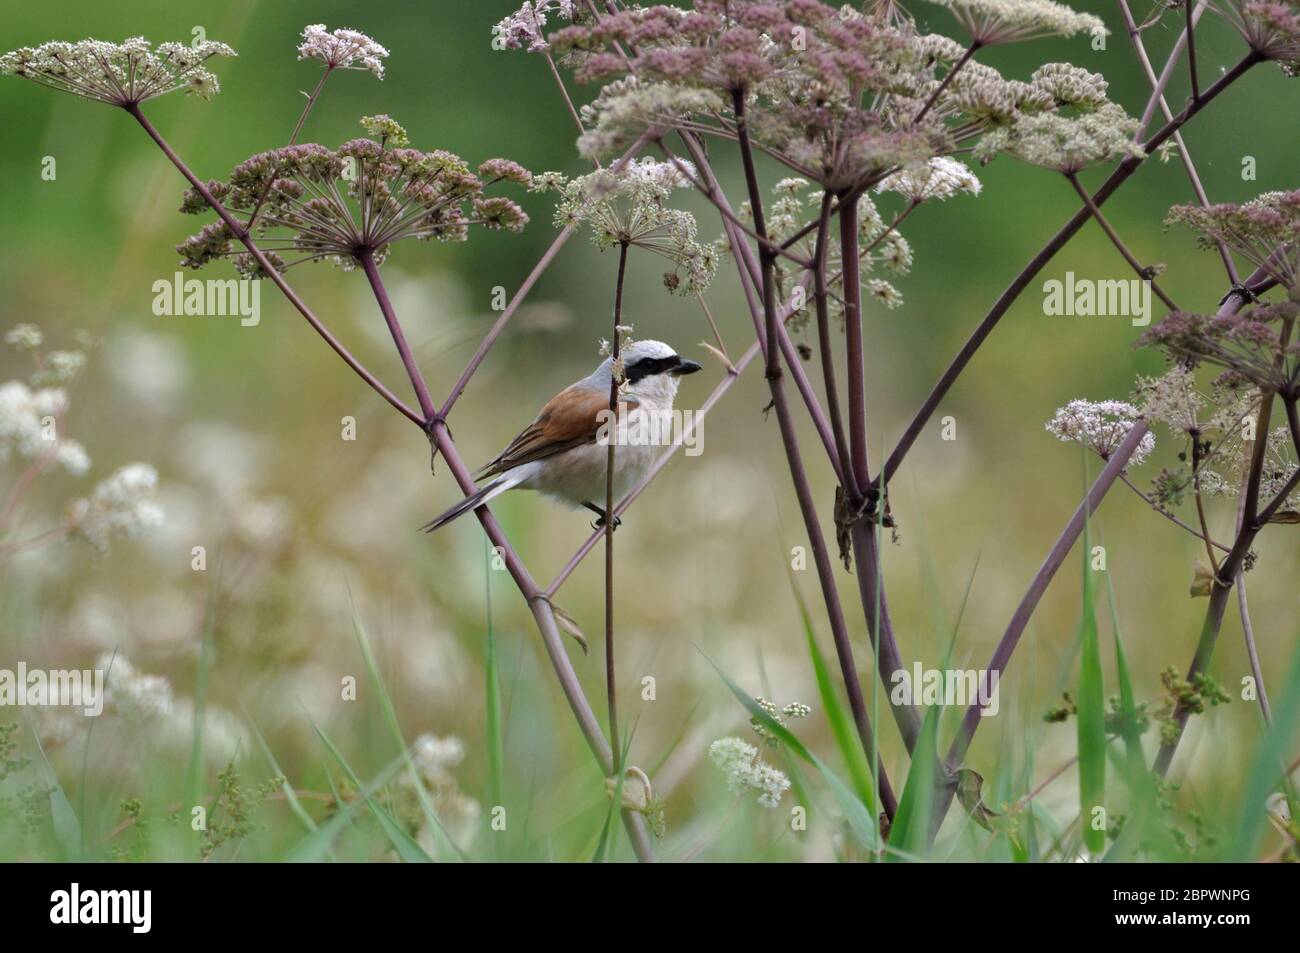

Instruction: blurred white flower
[708,736,790,808]
[0,381,89,475]
[97,652,173,718]
[172,420,269,499]
[411,733,466,785]
[69,463,164,553]
[5,324,42,351]
[106,328,189,407]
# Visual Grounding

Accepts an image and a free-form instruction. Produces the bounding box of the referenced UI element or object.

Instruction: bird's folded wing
[478,386,638,478]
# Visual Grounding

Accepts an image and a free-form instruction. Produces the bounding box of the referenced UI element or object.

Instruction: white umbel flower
[878,157,982,202]
[708,736,791,808]
[925,0,1106,45]
[96,653,173,718]
[0,37,236,105]
[1045,399,1154,465]
[68,463,164,553]
[0,381,90,475]
[297,25,389,78]
[411,733,467,784]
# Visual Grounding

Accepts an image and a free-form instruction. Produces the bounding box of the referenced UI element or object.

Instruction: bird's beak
[671,359,702,376]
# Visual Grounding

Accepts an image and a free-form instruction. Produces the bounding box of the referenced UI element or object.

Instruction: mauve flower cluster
[176,116,532,274]
[1139,305,1300,394]
[492,1,581,53]
[0,37,236,106]
[1167,191,1300,296]
[1214,1,1300,73]
[538,2,1133,193]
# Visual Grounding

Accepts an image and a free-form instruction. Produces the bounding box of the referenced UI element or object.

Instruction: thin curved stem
[876,52,1260,492]
[126,103,423,427]
[1064,171,1179,312]
[732,87,897,819]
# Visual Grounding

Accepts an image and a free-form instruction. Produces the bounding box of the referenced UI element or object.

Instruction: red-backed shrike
[422,340,700,532]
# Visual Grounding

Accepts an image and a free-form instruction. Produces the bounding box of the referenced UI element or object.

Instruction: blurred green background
[0,2,1296,860]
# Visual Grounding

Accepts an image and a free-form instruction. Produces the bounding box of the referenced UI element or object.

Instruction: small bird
[422,340,701,533]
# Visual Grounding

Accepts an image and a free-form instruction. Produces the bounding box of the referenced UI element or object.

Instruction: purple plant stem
[1154,294,1297,775]
[1154,398,1300,775]
[849,520,922,751]
[835,190,922,751]
[1137,1,1207,136]
[676,134,846,484]
[874,52,1260,493]
[1234,467,1271,726]
[125,104,423,427]
[124,103,655,862]
[1117,0,1238,281]
[439,224,576,416]
[813,191,859,499]
[839,194,872,492]
[945,419,1152,769]
[1184,0,1201,103]
[605,241,630,771]
[732,90,897,818]
[359,252,439,421]
[438,138,645,419]
[913,43,979,125]
[922,418,1155,843]
[1064,172,1178,312]
[362,252,654,861]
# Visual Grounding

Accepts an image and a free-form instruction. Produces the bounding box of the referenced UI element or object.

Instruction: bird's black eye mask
[624,354,680,383]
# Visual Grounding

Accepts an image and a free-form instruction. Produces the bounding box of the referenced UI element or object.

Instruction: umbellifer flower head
[1212,1,1300,72]
[1045,399,1154,464]
[68,463,165,554]
[1138,303,1300,393]
[492,1,580,53]
[1166,191,1300,297]
[975,102,1144,173]
[876,156,982,202]
[535,157,715,294]
[0,37,236,106]
[923,0,1106,46]
[708,736,791,808]
[176,116,530,274]
[297,25,389,78]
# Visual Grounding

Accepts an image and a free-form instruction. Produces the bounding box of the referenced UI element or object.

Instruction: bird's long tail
[421,472,524,533]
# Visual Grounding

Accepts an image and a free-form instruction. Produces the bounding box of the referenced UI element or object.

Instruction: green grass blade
[484,542,504,812]
[246,716,318,835]
[28,721,81,860]
[308,716,432,863]
[1229,644,1300,861]
[1102,572,1145,780]
[1076,463,1106,857]
[285,752,410,862]
[701,649,880,851]
[792,585,877,815]
[885,700,939,861]
[348,593,463,860]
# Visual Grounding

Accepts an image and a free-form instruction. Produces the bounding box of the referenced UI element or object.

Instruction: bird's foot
[582,501,622,531]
